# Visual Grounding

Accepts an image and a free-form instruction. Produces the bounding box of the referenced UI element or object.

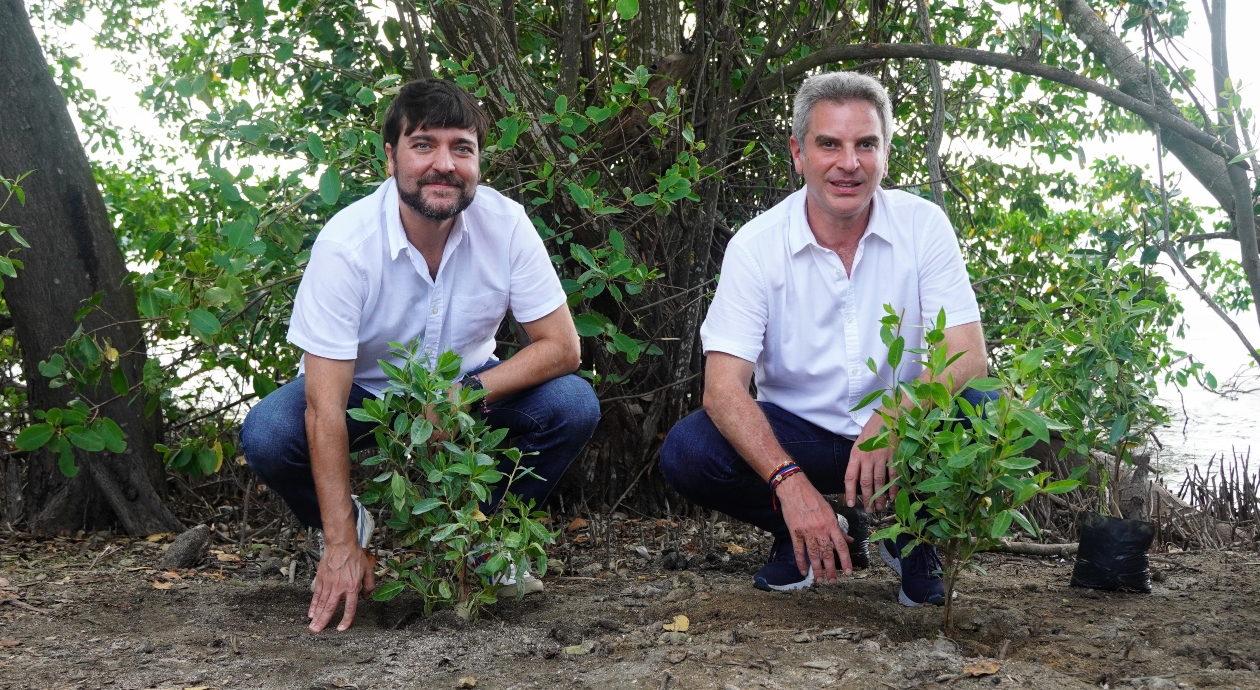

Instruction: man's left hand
[845,414,897,512]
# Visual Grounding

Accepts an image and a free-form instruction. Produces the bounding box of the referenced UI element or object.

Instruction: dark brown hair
[381,78,489,153]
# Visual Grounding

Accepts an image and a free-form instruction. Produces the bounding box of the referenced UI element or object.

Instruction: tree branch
[772,42,1238,162]
[1161,241,1260,366]
[914,0,947,213]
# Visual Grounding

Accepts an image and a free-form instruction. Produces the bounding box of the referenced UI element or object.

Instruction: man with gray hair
[659,72,988,605]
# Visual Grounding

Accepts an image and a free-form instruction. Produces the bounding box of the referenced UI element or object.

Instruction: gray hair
[792,72,894,148]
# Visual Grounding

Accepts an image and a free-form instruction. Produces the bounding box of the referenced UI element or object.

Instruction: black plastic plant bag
[1070,510,1155,593]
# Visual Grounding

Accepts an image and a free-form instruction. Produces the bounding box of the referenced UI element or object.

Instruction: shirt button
[835,269,844,278]
[850,367,860,376]
[430,307,439,315]
[845,315,854,324]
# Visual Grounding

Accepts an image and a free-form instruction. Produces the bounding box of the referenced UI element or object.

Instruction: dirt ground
[1,516,1258,690]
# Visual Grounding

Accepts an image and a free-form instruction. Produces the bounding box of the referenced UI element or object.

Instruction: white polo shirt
[287,177,567,396]
[700,186,980,438]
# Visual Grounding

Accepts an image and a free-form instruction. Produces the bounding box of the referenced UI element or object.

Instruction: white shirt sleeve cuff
[287,333,358,361]
[701,339,761,364]
[512,293,568,324]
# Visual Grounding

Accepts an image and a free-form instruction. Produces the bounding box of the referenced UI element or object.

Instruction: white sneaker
[471,550,545,596]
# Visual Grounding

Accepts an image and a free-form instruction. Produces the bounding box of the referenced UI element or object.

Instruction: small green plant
[860,307,1079,631]
[349,343,556,621]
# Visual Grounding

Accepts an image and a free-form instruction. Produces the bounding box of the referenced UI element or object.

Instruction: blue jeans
[659,389,995,539]
[240,362,600,528]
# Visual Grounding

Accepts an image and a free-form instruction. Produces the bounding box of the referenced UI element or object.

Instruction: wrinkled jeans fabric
[240,362,600,528]
[659,389,997,538]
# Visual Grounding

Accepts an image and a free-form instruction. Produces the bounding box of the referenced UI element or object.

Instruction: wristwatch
[461,374,490,417]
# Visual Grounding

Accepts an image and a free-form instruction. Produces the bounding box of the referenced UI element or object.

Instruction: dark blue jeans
[240,362,600,528]
[659,390,995,540]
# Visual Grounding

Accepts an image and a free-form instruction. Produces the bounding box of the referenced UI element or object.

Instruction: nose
[836,144,859,172]
[434,144,456,172]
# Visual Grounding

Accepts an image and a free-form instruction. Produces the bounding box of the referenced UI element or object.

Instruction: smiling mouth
[830,180,863,189]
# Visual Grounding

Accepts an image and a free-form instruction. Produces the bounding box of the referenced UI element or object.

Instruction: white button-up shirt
[700,187,980,437]
[288,177,566,396]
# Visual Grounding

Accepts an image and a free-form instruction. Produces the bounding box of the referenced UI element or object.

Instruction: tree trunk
[0,0,182,535]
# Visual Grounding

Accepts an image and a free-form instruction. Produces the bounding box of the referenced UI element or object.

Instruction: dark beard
[397,171,476,220]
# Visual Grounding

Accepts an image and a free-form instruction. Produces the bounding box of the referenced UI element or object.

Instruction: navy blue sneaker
[753,534,813,591]
[754,508,866,591]
[878,535,946,606]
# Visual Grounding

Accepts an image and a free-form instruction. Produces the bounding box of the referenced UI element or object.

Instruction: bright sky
[38,0,1260,467]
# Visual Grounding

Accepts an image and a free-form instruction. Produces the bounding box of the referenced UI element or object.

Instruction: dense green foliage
[3,0,1256,520]
[863,307,1080,629]
[349,346,553,620]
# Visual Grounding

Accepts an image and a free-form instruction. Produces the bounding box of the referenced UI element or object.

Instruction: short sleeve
[700,243,768,364]
[917,208,981,329]
[506,213,567,323]
[287,240,366,360]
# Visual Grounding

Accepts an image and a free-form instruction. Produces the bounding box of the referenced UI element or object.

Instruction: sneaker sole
[753,567,814,592]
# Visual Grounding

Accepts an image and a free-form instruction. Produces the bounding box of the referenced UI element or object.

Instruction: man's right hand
[775,472,854,583]
[308,542,376,633]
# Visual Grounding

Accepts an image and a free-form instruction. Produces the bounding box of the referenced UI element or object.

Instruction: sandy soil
[1,518,1258,690]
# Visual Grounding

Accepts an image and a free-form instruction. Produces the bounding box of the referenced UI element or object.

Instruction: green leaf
[573,313,607,337]
[1043,480,1079,495]
[990,510,1013,539]
[1140,245,1161,264]
[1012,408,1050,444]
[15,423,54,451]
[110,366,129,396]
[58,447,79,478]
[1107,413,1130,447]
[372,581,406,601]
[188,308,222,336]
[887,336,904,369]
[65,425,106,452]
[616,0,639,20]
[411,497,443,515]
[307,133,327,161]
[998,456,1039,471]
[915,475,954,493]
[319,167,342,206]
[38,354,65,378]
[223,219,256,249]
[92,418,127,453]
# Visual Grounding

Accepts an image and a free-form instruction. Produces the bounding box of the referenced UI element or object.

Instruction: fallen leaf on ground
[216,552,241,562]
[0,578,9,588]
[151,581,173,590]
[662,614,689,632]
[563,645,587,655]
[802,660,836,670]
[456,678,477,688]
[0,639,20,647]
[566,517,588,531]
[963,661,1001,676]
[161,571,183,580]
[723,543,749,555]
[145,533,170,542]
[667,650,689,664]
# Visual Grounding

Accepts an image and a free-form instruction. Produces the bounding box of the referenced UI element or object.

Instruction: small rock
[663,588,690,602]
[658,631,688,645]
[932,638,957,654]
[792,633,813,643]
[802,660,836,670]
[138,639,154,654]
[563,644,588,656]
[666,650,688,664]
[1021,583,1040,592]
[635,546,651,559]
[159,525,211,569]
[855,640,881,654]
[456,677,477,688]
[723,685,742,690]
[578,563,603,578]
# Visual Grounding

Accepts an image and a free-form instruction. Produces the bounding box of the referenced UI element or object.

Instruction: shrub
[861,307,1079,630]
[349,343,556,621]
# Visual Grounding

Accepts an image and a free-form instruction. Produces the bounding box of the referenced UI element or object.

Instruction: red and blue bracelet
[767,460,802,509]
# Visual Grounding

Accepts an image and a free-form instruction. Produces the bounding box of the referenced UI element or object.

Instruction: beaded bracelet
[768,462,802,509]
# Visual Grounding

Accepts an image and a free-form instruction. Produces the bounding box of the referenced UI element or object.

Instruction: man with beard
[241,79,599,633]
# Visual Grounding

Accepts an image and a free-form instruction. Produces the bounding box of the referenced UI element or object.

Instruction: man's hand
[776,473,854,582]
[308,542,376,632]
[845,413,896,512]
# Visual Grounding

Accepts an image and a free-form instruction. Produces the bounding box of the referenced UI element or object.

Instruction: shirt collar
[788,186,893,255]
[383,176,469,260]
